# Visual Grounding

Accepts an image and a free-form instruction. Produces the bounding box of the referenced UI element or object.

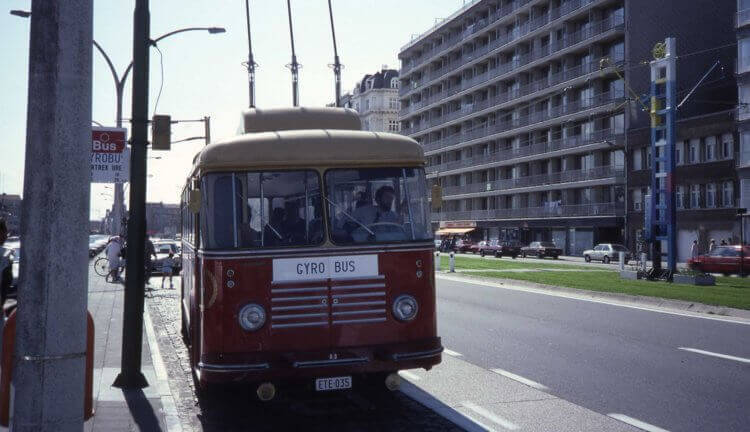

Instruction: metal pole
[327,0,342,107]
[14,0,92,428]
[114,0,150,389]
[244,0,257,108]
[286,0,300,106]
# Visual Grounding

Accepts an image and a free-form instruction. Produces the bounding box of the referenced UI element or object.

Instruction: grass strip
[439,255,593,271]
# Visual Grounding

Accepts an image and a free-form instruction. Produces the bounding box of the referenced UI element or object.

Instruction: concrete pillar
[14,1,92,430]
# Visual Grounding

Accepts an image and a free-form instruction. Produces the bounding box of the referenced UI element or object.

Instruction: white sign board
[91,127,129,183]
[272,254,379,282]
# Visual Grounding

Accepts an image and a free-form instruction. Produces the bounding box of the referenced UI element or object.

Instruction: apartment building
[398,0,736,255]
[344,68,402,132]
[738,0,750,234]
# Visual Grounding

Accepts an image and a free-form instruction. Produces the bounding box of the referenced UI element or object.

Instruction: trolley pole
[114,0,150,389]
[286,0,300,107]
[14,0,92,428]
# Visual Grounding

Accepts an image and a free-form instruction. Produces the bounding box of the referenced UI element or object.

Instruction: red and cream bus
[180,107,441,399]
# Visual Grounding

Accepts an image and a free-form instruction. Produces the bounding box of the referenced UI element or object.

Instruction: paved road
[436,276,750,432]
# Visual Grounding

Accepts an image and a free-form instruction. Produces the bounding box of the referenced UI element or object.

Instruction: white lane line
[443,348,463,357]
[608,413,670,432]
[678,347,750,364]
[463,401,520,431]
[398,370,421,381]
[437,274,750,326]
[491,368,549,390]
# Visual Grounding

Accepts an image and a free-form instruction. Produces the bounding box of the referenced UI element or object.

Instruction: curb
[144,306,183,432]
[436,272,750,321]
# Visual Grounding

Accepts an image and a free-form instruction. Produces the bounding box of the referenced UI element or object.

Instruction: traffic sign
[91,127,129,183]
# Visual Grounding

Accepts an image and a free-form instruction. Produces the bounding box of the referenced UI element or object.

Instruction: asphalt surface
[436,276,750,432]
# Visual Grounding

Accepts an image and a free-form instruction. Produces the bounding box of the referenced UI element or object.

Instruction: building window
[676,185,685,209]
[722,133,734,159]
[706,183,716,208]
[705,136,716,161]
[742,131,750,166]
[723,181,734,207]
[389,98,400,110]
[740,85,750,120]
[388,120,400,132]
[391,78,400,89]
[739,38,750,73]
[365,99,370,111]
[633,189,642,211]
[676,141,684,165]
[610,114,624,134]
[646,150,652,169]
[633,148,642,170]
[690,184,701,208]
[689,139,700,164]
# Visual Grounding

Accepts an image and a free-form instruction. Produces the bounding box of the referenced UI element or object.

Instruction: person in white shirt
[161,252,175,289]
[690,240,699,259]
[105,236,122,282]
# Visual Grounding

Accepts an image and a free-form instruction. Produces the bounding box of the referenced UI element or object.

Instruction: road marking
[463,401,519,431]
[399,370,421,381]
[491,368,549,390]
[443,348,463,357]
[608,413,670,432]
[678,347,750,364]
[437,274,750,326]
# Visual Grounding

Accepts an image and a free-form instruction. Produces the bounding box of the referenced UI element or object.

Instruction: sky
[1,0,468,220]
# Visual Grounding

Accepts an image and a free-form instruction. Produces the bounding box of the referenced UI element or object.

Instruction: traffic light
[152,115,171,150]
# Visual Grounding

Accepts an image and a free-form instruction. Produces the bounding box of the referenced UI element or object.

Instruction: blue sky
[1,0,466,219]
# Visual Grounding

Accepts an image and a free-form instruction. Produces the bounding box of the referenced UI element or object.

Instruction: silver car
[583,243,630,264]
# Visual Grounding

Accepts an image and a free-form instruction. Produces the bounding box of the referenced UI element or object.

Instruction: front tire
[480,250,485,257]
[603,256,610,264]
[584,255,591,262]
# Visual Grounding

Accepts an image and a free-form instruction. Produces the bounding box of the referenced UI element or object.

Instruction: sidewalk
[83,259,179,431]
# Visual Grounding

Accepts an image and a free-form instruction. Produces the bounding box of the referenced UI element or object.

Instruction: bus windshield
[326,167,432,245]
[201,171,324,249]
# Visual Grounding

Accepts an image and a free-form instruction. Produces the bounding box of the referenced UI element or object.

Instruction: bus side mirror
[431,184,442,210]
[188,190,201,213]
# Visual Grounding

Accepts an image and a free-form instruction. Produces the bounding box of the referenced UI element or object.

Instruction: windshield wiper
[323,196,375,236]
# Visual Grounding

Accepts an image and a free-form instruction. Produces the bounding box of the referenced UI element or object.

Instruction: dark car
[521,241,562,259]
[455,239,476,253]
[688,245,750,276]
[495,241,521,259]
[478,240,502,257]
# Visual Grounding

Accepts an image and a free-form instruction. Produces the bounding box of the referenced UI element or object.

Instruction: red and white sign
[91,127,129,184]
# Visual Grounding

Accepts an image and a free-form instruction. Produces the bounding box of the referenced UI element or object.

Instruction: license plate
[315,376,352,392]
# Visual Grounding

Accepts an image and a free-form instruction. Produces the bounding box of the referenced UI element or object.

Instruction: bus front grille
[330,279,387,325]
[270,285,329,329]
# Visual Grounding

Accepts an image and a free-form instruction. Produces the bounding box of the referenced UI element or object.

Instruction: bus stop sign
[91,127,129,184]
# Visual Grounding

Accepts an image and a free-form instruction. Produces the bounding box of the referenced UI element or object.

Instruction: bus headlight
[392,295,418,322]
[238,304,266,331]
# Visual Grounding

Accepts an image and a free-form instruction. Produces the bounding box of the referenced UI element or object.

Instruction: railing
[440,165,623,197]
[426,130,623,175]
[421,90,624,153]
[432,202,624,222]
[400,0,612,89]
[401,12,624,104]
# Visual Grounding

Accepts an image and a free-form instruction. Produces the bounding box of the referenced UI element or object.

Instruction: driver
[352,185,400,225]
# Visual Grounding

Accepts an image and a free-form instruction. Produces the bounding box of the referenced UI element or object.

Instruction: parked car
[583,243,631,264]
[4,240,20,298]
[434,239,442,249]
[495,241,521,259]
[688,245,750,276]
[478,240,502,257]
[455,239,475,253]
[521,241,562,259]
[151,241,182,275]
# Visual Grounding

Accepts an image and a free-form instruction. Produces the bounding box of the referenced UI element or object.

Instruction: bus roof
[240,107,361,133]
[192,129,425,174]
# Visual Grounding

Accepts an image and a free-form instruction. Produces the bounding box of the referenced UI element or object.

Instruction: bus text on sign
[91,127,129,184]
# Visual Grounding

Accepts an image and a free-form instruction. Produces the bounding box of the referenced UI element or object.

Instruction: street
[436,275,750,432]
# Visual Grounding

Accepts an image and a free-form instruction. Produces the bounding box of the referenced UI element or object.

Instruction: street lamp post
[11,10,225,237]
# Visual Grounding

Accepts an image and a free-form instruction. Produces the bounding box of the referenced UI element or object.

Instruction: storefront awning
[435,228,475,235]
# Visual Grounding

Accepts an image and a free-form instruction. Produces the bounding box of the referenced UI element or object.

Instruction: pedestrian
[720,239,727,246]
[690,239,700,259]
[105,236,122,282]
[709,238,717,253]
[161,252,175,289]
[144,234,157,286]
[0,219,12,316]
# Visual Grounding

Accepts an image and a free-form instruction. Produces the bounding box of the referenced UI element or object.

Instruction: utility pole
[327,0,342,107]
[286,0,300,107]
[244,0,257,108]
[14,0,92,429]
[114,0,150,388]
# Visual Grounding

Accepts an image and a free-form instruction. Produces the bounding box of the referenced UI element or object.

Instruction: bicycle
[94,256,125,283]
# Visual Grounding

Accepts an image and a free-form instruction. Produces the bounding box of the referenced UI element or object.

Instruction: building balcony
[400,2,622,99]
[421,90,624,153]
[401,0,604,78]
[427,129,624,175]
[401,56,623,127]
[432,201,625,222]
[440,165,624,198]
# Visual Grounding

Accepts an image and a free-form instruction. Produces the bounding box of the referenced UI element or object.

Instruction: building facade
[398,0,737,256]
[347,68,402,132]
[737,0,750,241]
[146,202,180,238]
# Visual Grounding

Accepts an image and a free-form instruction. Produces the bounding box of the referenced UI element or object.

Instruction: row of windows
[632,182,735,211]
[180,188,197,246]
[631,133,734,170]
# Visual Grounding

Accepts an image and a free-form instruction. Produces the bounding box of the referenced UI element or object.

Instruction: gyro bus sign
[91,127,129,184]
